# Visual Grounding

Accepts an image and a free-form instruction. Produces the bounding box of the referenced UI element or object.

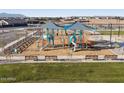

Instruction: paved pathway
[0,60,124,65]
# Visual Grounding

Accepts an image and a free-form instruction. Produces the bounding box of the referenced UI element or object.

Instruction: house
[0,18,27,27]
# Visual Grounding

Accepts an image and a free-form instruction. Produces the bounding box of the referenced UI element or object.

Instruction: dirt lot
[88,19,124,25]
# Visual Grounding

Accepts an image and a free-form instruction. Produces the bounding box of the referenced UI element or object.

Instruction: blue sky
[0,9,124,17]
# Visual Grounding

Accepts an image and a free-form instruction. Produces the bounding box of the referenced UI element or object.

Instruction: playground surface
[21,38,114,56]
[21,34,124,56]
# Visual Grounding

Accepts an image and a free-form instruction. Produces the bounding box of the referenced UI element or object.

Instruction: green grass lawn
[1,63,124,83]
[98,31,124,35]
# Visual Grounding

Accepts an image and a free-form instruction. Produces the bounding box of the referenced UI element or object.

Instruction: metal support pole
[62,30,64,48]
[52,29,55,48]
[41,28,44,49]
[118,17,121,37]
[110,23,112,48]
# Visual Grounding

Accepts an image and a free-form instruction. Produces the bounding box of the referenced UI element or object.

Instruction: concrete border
[0,55,124,62]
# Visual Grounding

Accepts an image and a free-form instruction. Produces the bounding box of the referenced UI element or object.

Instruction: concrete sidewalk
[0,60,124,65]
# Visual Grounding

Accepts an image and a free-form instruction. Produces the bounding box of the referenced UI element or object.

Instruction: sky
[0,9,124,17]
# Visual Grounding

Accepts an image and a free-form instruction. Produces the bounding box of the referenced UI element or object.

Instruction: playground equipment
[66,22,96,51]
[40,21,63,50]
[40,29,55,50]
[69,32,77,51]
[38,21,96,52]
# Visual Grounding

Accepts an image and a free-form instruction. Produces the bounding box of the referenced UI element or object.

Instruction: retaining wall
[3,31,38,55]
[0,55,124,62]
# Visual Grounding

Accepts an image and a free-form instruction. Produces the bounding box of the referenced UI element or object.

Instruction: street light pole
[110,23,112,48]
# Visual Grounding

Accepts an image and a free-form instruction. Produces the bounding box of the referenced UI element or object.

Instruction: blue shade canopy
[41,21,63,30]
[67,22,96,31]
[64,23,75,30]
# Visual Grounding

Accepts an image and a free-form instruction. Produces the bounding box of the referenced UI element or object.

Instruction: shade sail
[41,21,63,30]
[67,22,96,31]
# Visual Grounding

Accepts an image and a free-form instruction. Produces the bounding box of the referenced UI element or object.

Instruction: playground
[21,21,116,56]
[2,21,124,60]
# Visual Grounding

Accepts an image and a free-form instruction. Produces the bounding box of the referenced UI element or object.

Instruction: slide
[71,41,77,51]
[69,35,77,51]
